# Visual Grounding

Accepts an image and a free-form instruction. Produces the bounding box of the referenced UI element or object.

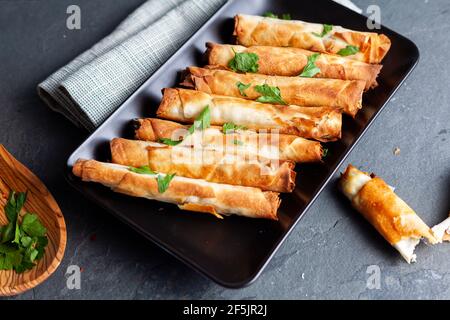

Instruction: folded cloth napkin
[37,0,226,131]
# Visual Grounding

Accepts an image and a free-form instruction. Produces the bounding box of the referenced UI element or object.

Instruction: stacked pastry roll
[73,13,391,220]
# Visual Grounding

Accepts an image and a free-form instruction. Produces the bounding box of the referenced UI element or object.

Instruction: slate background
[1,0,450,299]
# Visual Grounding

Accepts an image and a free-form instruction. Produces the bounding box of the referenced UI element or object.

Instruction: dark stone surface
[0,0,449,299]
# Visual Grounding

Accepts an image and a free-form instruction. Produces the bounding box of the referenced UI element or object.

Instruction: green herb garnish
[128,165,156,175]
[188,105,211,135]
[223,122,247,134]
[254,84,287,105]
[236,81,251,97]
[157,173,176,193]
[128,167,174,194]
[233,140,244,146]
[0,191,48,273]
[263,12,278,18]
[158,106,210,146]
[228,50,259,73]
[322,148,329,159]
[3,191,25,244]
[158,138,182,146]
[263,12,291,20]
[312,24,333,37]
[337,45,359,56]
[299,53,321,78]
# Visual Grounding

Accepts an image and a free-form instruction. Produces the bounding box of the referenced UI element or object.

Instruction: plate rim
[65,0,420,288]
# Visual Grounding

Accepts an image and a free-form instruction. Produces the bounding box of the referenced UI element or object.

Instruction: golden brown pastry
[181,66,365,116]
[205,43,382,90]
[339,164,437,263]
[234,14,391,64]
[72,159,280,220]
[110,138,296,193]
[134,118,323,163]
[156,88,342,142]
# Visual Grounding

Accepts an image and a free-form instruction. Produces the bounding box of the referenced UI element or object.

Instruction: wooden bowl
[0,145,66,296]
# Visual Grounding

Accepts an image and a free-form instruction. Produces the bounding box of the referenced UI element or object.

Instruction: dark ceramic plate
[66,0,419,287]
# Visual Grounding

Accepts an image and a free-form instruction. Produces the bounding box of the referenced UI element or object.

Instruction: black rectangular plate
[66,0,419,288]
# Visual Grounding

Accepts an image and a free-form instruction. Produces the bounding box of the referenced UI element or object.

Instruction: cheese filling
[393,238,420,264]
[431,216,450,242]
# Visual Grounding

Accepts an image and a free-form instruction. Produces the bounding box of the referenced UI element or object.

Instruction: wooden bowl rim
[0,145,67,296]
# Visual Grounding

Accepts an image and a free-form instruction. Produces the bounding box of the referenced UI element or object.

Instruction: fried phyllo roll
[205,43,382,90]
[339,164,437,263]
[134,118,323,163]
[73,159,280,220]
[181,66,364,116]
[156,88,342,142]
[110,138,296,193]
[234,14,391,64]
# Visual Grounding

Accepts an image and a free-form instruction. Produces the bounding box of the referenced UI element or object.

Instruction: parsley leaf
[322,148,329,159]
[254,84,287,105]
[21,214,47,237]
[263,12,278,18]
[158,138,182,146]
[157,173,176,193]
[228,50,259,73]
[35,236,48,260]
[0,248,22,270]
[299,53,321,78]
[20,236,32,248]
[29,249,38,262]
[236,81,251,97]
[128,165,156,175]
[0,190,48,273]
[312,24,333,37]
[263,12,291,20]
[233,140,244,146]
[2,191,26,244]
[223,123,247,134]
[157,105,210,147]
[13,223,21,245]
[1,223,14,244]
[5,191,17,222]
[337,45,359,56]
[0,244,16,254]
[188,105,210,134]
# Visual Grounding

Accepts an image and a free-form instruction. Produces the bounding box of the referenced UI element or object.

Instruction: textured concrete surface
[0,0,450,299]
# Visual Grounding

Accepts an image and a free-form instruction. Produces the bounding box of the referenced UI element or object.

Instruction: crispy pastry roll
[110,138,296,193]
[181,66,365,116]
[72,159,280,220]
[205,43,382,90]
[134,118,323,163]
[234,14,391,64]
[339,164,437,263]
[156,88,342,142]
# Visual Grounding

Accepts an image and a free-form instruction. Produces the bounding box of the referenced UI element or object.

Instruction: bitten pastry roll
[72,159,280,220]
[110,138,296,193]
[234,14,391,64]
[181,66,365,116]
[339,164,437,263]
[205,43,382,90]
[134,118,323,163]
[156,88,342,142]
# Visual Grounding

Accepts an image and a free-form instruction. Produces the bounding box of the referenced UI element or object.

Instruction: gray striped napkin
[38,0,226,131]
